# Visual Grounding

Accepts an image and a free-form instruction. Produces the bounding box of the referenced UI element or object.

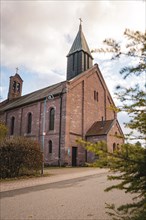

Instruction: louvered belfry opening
[66,23,93,80]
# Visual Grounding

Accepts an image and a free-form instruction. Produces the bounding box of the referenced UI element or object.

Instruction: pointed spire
[66,22,93,80]
[67,22,92,58]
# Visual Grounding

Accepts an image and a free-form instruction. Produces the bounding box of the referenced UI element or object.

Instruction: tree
[80,29,146,219]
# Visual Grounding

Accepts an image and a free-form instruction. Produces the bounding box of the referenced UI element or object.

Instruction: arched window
[27,112,32,134]
[113,143,116,152]
[17,83,20,92]
[49,108,55,130]
[12,81,16,92]
[49,140,52,153]
[10,116,15,135]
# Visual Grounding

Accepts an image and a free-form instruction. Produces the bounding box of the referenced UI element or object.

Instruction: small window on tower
[87,56,89,69]
[13,81,17,92]
[17,83,20,92]
[84,53,86,71]
[73,54,75,71]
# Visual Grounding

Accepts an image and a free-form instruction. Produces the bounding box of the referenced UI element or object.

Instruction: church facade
[0,24,124,166]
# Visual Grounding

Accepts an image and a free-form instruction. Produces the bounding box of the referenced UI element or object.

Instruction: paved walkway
[0,167,108,192]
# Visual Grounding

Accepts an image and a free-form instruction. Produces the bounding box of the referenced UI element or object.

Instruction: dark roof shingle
[86,120,115,136]
[67,24,92,58]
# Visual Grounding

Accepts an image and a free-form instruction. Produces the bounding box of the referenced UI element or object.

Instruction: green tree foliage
[93,29,146,142]
[0,137,43,178]
[92,29,146,78]
[81,30,146,219]
[78,139,146,220]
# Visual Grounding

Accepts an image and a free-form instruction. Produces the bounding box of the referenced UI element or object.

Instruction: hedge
[0,137,43,178]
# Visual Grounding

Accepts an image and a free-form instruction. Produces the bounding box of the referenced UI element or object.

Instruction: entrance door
[72,147,77,166]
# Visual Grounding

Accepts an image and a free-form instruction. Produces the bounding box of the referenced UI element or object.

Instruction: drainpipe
[58,92,63,167]
[58,87,67,167]
[41,97,47,175]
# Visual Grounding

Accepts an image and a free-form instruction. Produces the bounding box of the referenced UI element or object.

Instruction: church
[0,23,124,166]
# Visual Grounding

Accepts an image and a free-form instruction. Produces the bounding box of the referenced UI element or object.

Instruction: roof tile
[86,120,115,136]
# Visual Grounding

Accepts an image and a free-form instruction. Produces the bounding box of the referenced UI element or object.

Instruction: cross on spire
[16,67,19,74]
[79,18,82,25]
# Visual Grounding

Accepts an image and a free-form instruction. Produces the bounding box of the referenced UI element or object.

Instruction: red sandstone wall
[65,65,117,165]
[1,93,67,166]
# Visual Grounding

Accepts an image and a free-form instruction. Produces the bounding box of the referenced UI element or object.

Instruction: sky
[0,0,146,136]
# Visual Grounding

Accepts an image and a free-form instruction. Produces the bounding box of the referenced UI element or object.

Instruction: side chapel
[0,23,124,166]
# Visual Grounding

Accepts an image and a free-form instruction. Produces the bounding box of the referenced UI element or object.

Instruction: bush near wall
[0,137,43,178]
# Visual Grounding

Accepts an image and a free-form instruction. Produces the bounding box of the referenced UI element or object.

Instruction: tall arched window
[48,140,52,153]
[10,116,15,135]
[49,108,55,130]
[27,112,32,134]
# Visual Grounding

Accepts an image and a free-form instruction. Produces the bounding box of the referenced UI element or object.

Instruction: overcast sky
[1,0,145,135]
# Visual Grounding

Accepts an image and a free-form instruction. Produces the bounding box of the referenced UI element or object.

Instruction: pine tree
[80,30,146,219]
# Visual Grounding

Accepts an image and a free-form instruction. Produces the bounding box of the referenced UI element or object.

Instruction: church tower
[66,22,93,80]
[8,69,23,100]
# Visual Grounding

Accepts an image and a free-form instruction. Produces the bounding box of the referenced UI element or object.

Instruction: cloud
[1,0,145,138]
[1,0,145,72]
[1,0,145,102]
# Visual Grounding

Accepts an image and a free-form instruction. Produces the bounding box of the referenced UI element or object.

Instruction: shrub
[0,137,43,178]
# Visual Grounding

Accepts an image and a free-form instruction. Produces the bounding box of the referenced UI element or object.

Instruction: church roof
[67,24,93,58]
[0,81,66,112]
[86,119,115,136]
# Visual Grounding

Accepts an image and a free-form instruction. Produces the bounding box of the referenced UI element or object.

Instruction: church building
[0,23,124,166]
